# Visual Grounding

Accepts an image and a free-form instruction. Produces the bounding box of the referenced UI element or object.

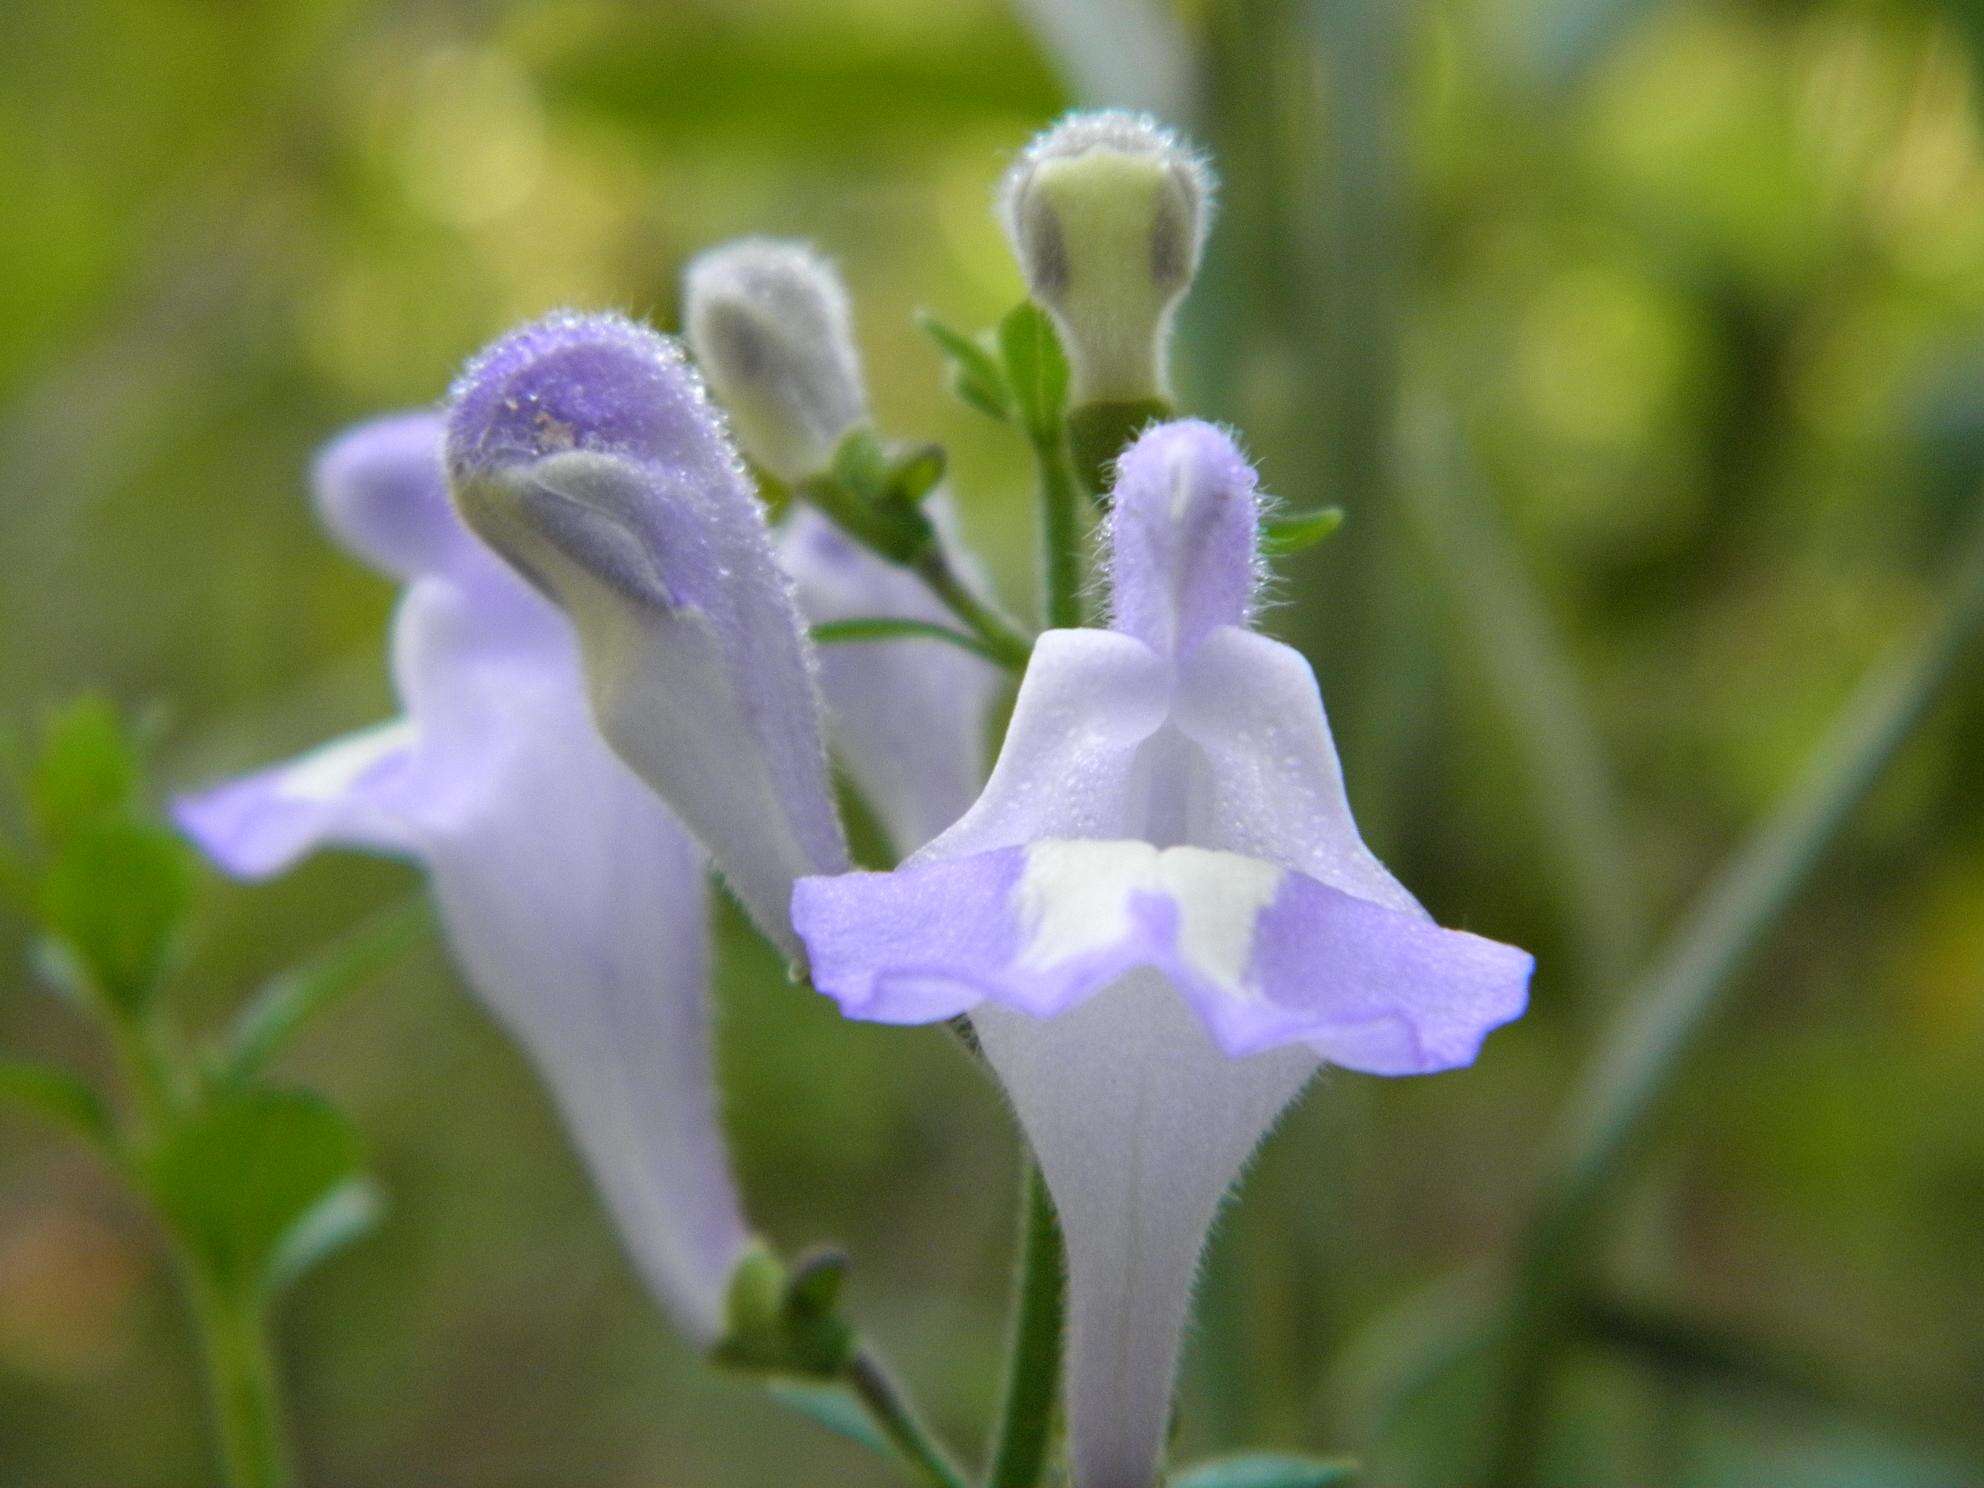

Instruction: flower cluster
[179,109,1531,1488]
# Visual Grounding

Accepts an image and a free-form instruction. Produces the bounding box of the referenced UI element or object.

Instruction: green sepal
[1261,506,1346,556]
[712,1241,858,1380]
[1067,397,1172,497]
[998,302,1071,445]
[1169,1453,1360,1488]
[800,428,940,567]
[766,1380,890,1453]
[141,1085,368,1299]
[919,312,1013,424]
[27,696,140,850]
[0,1057,115,1149]
[39,817,196,1017]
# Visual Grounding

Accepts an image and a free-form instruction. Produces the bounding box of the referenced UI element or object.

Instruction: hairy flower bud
[446,310,848,958]
[999,111,1212,409]
[683,238,868,483]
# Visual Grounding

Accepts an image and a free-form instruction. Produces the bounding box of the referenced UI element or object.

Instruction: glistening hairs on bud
[683,238,870,483]
[999,111,1213,409]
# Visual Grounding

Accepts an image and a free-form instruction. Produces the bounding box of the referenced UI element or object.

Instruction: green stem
[913,551,1036,670]
[1485,506,1984,1485]
[189,1275,294,1488]
[812,617,1015,668]
[1031,432,1087,631]
[985,1162,1065,1488]
[845,1345,971,1488]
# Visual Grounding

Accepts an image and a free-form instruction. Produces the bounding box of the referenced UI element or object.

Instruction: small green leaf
[1170,1453,1360,1488]
[885,442,947,505]
[998,302,1071,443]
[830,427,892,501]
[1261,507,1346,556]
[766,1380,889,1454]
[918,312,1012,423]
[143,1086,366,1295]
[785,1248,847,1318]
[0,1058,114,1147]
[29,698,140,848]
[263,1174,383,1296]
[40,819,195,1016]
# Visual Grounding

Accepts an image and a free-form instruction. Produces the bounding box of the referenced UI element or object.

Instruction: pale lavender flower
[445,312,849,959]
[794,420,1532,1488]
[176,413,751,1346]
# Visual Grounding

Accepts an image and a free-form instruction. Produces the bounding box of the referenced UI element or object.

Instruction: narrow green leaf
[1171,1453,1360,1488]
[0,1058,114,1147]
[766,1380,889,1454]
[263,1174,383,1296]
[40,819,196,1016]
[998,302,1070,443]
[223,895,433,1082]
[918,312,1013,423]
[143,1086,365,1294]
[811,617,1009,664]
[1261,506,1346,556]
[29,697,140,848]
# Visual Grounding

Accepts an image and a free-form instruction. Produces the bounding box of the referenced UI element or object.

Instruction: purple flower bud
[684,238,869,483]
[446,311,848,958]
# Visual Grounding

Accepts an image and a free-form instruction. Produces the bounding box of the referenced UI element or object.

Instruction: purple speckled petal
[778,504,1002,855]
[446,311,848,957]
[1106,419,1260,659]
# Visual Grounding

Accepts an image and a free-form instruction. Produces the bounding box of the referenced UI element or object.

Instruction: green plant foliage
[997,302,1070,444]
[38,818,195,1015]
[143,1087,367,1297]
[26,696,140,849]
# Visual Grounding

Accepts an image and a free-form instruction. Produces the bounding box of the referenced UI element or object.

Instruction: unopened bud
[999,111,1212,408]
[683,238,868,483]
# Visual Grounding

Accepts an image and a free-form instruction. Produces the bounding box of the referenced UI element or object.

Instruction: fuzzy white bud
[683,238,869,483]
[999,111,1212,407]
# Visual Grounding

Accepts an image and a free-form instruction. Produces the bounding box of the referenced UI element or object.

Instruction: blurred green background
[3,0,1982,1483]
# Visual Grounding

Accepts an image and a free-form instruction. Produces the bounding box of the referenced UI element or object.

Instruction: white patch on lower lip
[1012,839,1283,993]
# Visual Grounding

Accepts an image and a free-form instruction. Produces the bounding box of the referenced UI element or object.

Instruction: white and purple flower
[175,412,752,1346]
[794,419,1532,1488]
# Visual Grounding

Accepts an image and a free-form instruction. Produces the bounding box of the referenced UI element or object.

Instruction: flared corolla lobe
[446,311,848,958]
[794,418,1530,1488]
[178,414,752,1346]
[1000,110,1212,406]
[684,238,868,483]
